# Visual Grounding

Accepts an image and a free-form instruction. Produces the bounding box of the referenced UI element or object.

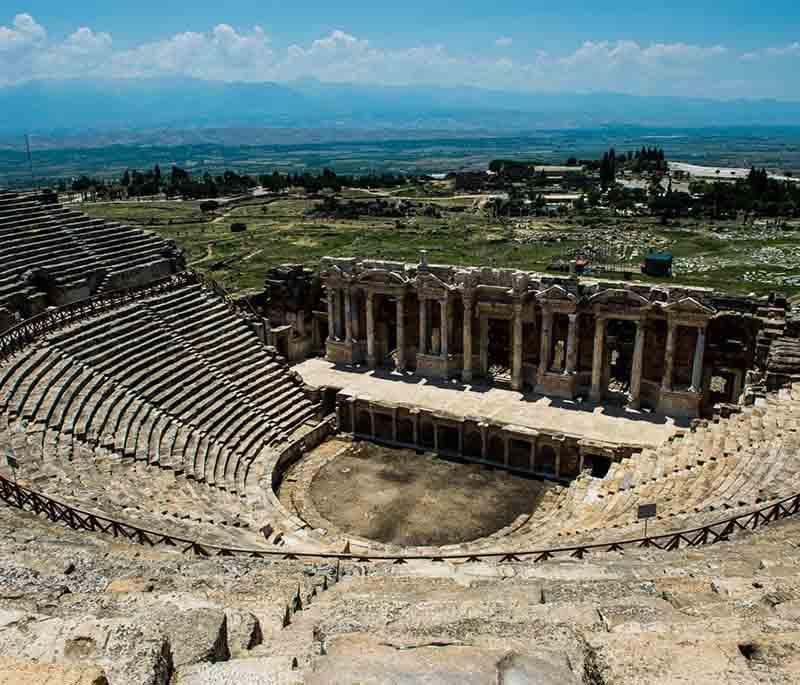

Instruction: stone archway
[487,434,505,464]
[464,430,483,458]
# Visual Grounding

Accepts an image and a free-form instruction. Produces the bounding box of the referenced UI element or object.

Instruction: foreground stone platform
[297,358,685,450]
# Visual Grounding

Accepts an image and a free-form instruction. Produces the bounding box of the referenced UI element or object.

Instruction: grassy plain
[80,194,800,296]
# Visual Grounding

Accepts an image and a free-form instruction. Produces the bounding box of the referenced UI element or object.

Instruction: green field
[80,195,800,296]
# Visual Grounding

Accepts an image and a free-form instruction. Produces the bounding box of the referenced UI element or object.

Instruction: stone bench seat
[1,280,321,501]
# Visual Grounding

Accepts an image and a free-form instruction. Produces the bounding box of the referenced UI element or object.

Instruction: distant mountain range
[2,77,800,141]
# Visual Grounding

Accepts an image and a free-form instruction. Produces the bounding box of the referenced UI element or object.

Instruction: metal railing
[1,472,797,564]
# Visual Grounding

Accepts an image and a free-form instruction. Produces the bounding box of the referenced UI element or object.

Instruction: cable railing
[1,472,797,564]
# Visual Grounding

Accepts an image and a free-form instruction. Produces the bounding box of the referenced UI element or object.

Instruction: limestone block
[147,607,229,669]
[306,633,579,685]
[0,611,171,685]
[224,609,262,655]
[0,657,108,685]
[585,633,779,684]
[174,657,300,685]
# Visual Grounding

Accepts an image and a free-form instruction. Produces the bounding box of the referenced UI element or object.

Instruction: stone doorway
[487,318,511,380]
[605,319,637,403]
[375,294,398,367]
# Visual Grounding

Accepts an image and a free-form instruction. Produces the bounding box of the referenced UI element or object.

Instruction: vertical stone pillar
[440,298,449,358]
[411,409,420,446]
[344,287,353,343]
[565,313,580,374]
[662,321,677,392]
[479,422,489,460]
[479,314,489,376]
[349,399,357,434]
[457,422,464,455]
[391,408,398,443]
[503,436,510,467]
[538,309,553,380]
[629,319,646,409]
[366,292,376,369]
[690,326,707,393]
[511,301,524,391]
[529,440,536,472]
[368,408,375,438]
[350,293,360,341]
[555,447,562,479]
[433,422,439,452]
[418,297,428,355]
[462,295,474,383]
[396,295,406,371]
[590,316,606,402]
[327,287,336,341]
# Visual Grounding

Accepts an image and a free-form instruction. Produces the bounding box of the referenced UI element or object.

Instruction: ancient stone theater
[2,191,800,683]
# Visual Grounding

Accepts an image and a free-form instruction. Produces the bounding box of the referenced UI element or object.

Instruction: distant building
[642,252,673,278]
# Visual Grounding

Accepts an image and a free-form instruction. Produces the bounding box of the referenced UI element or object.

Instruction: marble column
[462,295,474,383]
[327,286,336,341]
[418,297,428,355]
[628,319,646,409]
[344,288,353,343]
[662,321,677,391]
[511,302,524,391]
[396,295,406,371]
[590,316,606,402]
[690,326,707,393]
[351,292,360,341]
[479,315,489,376]
[366,292,376,369]
[538,309,553,380]
[440,298,449,358]
[565,313,580,374]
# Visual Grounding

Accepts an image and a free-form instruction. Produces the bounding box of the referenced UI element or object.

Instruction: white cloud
[0,13,45,52]
[0,14,799,98]
[740,42,800,61]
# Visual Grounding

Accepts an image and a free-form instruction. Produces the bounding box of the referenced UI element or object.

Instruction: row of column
[589,317,706,404]
[662,321,707,393]
[342,399,571,480]
[329,287,708,400]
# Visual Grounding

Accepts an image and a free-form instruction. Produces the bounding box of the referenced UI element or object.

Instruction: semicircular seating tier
[0,281,322,547]
[0,190,185,331]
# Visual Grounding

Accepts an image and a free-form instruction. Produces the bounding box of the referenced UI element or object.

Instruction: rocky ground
[2,500,800,683]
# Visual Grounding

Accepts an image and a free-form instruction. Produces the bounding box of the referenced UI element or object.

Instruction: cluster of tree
[599,150,619,189]
[258,169,407,194]
[63,166,410,201]
[684,167,800,219]
[627,146,667,173]
[308,196,440,220]
[163,168,256,199]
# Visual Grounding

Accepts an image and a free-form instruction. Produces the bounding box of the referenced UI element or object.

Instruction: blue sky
[3,3,800,98]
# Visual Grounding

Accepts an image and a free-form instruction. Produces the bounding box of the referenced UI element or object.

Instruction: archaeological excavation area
[2,191,800,683]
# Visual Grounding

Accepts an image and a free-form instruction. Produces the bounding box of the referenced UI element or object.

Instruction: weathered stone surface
[305,633,579,685]
[0,657,108,685]
[224,609,262,655]
[585,632,800,684]
[174,657,300,685]
[0,611,171,685]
